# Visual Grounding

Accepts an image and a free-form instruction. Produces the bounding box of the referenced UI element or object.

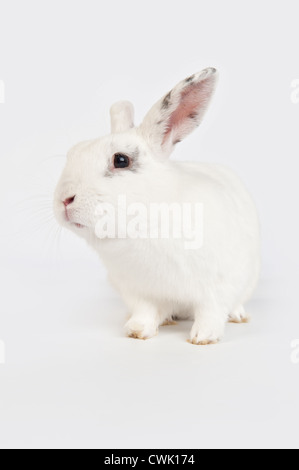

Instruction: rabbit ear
[139,68,218,158]
[110,101,135,133]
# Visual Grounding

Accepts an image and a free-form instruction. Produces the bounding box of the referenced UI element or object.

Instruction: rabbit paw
[161,319,177,326]
[125,318,158,340]
[228,305,250,323]
[189,318,224,345]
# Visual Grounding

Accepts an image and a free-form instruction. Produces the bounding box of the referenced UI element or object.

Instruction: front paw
[125,318,158,341]
[189,319,224,346]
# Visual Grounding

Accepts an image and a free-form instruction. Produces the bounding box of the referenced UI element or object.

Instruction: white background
[0,0,299,449]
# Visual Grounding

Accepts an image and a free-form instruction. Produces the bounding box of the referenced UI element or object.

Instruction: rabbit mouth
[63,209,86,229]
[72,222,85,229]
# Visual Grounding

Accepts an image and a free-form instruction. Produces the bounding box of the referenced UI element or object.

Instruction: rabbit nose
[63,196,76,207]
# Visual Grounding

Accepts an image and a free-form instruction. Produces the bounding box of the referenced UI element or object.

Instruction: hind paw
[228,305,250,324]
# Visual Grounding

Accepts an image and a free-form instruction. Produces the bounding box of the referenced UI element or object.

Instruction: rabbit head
[54,68,218,238]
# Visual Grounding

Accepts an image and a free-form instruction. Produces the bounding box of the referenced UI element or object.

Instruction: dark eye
[113,153,131,169]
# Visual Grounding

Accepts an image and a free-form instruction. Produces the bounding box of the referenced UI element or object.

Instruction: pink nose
[63,196,76,207]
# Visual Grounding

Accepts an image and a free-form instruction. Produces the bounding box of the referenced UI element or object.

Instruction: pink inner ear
[163,81,213,145]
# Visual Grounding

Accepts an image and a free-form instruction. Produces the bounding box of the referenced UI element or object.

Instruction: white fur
[54,68,261,345]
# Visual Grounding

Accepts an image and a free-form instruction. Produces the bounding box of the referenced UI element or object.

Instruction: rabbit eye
[113,153,131,169]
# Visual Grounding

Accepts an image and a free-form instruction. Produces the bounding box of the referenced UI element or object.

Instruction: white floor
[0,249,298,449]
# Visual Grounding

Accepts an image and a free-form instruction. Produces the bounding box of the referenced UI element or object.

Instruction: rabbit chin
[64,217,92,233]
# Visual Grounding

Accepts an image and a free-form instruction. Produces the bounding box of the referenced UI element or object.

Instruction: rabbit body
[54,68,261,344]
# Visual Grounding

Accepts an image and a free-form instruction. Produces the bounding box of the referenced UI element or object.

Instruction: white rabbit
[54,68,261,345]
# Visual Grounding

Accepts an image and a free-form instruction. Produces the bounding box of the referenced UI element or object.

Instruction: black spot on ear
[189,112,198,120]
[162,92,172,110]
[174,139,181,145]
[185,74,195,83]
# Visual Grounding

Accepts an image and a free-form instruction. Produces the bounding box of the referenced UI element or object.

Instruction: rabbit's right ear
[139,68,218,159]
[110,101,135,133]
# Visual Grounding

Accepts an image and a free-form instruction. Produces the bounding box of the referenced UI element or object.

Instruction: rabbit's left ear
[110,101,135,133]
[139,68,218,158]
